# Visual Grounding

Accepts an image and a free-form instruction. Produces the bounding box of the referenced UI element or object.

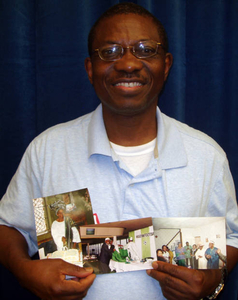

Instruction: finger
[159,283,199,300]
[147,262,205,299]
[56,262,96,298]
[65,273,96,291]
[61,262,94,279]
[147,266,188,293]
[69,266,94,279]
[55,273,96,299]
[149,261,193,283]
[147,268,201,300]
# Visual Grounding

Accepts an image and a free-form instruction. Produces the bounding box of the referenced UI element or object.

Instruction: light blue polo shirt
[1,104,237,299]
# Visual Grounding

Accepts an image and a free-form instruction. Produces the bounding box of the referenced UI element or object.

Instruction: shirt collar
[156,108,188,169]
[88,104,187,169]
[88,104,111,157]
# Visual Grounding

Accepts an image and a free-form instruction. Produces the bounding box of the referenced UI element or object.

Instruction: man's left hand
[147,261,221,300]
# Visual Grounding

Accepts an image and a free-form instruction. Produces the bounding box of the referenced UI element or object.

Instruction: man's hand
[147,261,221,300]
[0,226,96,300]
[17,258,96,300]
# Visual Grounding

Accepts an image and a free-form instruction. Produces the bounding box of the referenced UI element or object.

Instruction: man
[205,241,220,269]
[124,237,140,261]
[99,238,115,273]
[175,242,186,267]
[191,244,199,269]
[0,3,238,300]
[196,243,207,270]
[51,208,81,251]
[185,241,192,267]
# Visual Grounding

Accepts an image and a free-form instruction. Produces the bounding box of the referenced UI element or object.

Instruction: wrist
[203,266,227,299]
[11,257,33,285]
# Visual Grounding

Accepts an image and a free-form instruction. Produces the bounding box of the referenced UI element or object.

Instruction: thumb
[61,261,94,279]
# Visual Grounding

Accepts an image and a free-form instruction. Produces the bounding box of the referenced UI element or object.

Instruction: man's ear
[85,57,93,85]
[164,53,173,81]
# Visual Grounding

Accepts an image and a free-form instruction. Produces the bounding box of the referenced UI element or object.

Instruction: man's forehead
[93,14,159,44]
[96,13,156,30]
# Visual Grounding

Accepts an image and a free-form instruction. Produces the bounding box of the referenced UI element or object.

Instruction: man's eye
[103,49,114,55]
[144,47,155,53]
[139,47,156,55]
[101,46,120,57]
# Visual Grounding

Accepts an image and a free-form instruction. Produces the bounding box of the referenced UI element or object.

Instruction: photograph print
[152,217,226,270]
[33,188,94,267]
[79,217,156,274]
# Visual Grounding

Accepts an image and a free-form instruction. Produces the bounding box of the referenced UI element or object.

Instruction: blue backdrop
[0,0,237,299]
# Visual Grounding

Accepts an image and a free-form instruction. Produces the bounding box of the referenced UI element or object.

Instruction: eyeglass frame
[92,40,165,61]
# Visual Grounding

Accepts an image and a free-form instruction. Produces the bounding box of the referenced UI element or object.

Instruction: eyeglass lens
[98,40,160,61]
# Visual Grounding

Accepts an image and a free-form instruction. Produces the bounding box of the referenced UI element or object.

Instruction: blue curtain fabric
[0,0,237,299]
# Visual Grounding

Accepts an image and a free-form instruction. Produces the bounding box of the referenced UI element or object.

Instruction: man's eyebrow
[94,40,115,44]
[101,39,151,45]
[101,40,120,45]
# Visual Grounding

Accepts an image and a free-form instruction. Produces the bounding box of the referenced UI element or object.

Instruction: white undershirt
[110,138,156,176]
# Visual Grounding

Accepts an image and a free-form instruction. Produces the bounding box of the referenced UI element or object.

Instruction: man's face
[85,14,172,117]
[209,243,214,249]
[57,209,64,221]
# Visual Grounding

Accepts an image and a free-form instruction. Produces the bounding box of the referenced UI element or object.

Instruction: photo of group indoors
[152,217,226,270]
[32,188,94,266]
[79,217,157,274]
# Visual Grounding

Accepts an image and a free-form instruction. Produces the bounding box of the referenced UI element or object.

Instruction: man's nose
[114,47,143,73]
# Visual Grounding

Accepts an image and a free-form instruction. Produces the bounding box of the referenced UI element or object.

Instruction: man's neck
[102,105,157,146]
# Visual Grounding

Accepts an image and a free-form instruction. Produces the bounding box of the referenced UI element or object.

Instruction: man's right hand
[0,226,96,300]
[17,258,96,300]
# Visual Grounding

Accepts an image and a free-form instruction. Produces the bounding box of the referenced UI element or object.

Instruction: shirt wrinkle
[88,105,111,157]
[88,104,188,171]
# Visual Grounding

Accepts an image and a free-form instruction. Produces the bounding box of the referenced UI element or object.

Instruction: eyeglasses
[93,40,164,61]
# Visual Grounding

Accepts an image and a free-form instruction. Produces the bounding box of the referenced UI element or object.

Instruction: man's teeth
[115,82,142,87]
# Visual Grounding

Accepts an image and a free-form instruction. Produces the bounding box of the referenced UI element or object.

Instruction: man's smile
[114,82,143,87]
[112,81,144,93]
[110,80,146,95]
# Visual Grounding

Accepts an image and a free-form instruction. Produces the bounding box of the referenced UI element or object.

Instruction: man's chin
[104,106,147,117]
[101,100,155,117]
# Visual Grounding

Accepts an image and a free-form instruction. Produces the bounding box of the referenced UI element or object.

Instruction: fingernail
[85,267,93,272]
[152,262,159,269]
[146,269,151,275]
